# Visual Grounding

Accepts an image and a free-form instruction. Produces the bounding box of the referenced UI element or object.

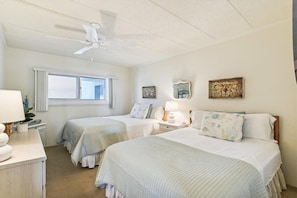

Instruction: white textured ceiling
[0,0,291,67]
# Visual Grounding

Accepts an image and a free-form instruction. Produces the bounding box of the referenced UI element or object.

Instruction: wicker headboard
[273,115,280,143]
[189,110,280,143]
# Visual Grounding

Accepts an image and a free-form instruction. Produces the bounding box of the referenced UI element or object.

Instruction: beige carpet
[46,145,297,198]
[46,145,105,198]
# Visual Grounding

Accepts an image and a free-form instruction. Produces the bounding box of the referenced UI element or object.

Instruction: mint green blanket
[62,117,127,166]
[95,136,268,198]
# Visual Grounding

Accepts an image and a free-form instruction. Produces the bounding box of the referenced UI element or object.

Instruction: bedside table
[158,121,188,133]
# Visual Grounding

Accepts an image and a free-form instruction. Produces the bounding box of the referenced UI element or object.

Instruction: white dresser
[28,122,47,146]
[0,129,47,198]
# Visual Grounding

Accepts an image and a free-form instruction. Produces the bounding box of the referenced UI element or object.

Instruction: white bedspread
[62,114,160,167]
[158,127,282,185]
[96,134,270,197]
[108,115,160,139]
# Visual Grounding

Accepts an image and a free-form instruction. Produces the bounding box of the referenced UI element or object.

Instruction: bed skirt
[64,141,103,168]
[266,168,287,198]
[103,168,287,198]
[81,152,105,168]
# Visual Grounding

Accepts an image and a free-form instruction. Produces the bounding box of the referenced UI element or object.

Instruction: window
[80,77,105,100]
[34,68,116,110]
[48,73,107,101]
[48,74,78,99]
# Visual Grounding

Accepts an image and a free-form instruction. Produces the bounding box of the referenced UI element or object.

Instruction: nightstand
[158,121,188,133]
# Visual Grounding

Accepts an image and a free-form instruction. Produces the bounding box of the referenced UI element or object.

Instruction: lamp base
[0,144,12,162]
[167,113,175,123]
[4,123,13,136]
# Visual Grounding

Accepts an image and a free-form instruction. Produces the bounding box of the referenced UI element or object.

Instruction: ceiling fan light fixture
[90,22,101,30]
[92,43,100,48]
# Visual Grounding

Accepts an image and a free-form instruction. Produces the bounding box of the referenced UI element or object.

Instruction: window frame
[80,76,106,100]
[48,73,79,99]
[47,72,110,106]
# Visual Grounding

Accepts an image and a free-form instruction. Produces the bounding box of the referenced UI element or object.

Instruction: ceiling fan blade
[46,35,90,44]
[73,46,93,54]
[54,24,85,33]
[117,33,156,40]
[100,10,116,39]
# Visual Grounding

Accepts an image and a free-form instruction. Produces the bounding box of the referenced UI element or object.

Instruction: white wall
[133,20,297,187]
[4,48,133,147]
[0,26,6,88]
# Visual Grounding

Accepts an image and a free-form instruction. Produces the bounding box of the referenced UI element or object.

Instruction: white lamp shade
[165,101,178,112]
[0,90,25,123]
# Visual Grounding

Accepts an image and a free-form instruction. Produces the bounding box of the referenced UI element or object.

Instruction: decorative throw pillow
[130,103,151,119]
[201,111,244,142]
[190,110,245,130]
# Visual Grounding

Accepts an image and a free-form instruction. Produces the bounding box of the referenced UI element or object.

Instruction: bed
[61,104,164,168]
[95,111,287,198]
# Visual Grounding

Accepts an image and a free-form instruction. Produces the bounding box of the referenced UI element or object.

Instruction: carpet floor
[46,145,105,198]
[45,145,297,198]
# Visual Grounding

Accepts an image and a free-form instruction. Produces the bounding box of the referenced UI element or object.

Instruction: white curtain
[109,78,117,109]
[34,70,48,112]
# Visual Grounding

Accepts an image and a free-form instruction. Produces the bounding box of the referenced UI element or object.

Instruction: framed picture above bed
[209,77,243,99]
[142,86,156,99]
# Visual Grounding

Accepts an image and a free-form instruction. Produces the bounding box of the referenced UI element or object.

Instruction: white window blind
[109,78,117,109]
[34,69,48,112]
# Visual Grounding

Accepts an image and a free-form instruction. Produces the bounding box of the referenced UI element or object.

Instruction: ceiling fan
[50,22,108,55]
[73,22,107,55]
[74,23,107,54]
[53,10,153,52]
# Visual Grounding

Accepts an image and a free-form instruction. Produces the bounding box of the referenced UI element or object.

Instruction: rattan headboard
[273,115,280,143]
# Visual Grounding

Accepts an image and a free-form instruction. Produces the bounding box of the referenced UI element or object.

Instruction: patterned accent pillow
[201,112,244,142]
[130,103,152,119]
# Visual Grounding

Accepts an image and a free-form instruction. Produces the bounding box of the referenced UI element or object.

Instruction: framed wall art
[209,77,243,99]
[142,86,156,99]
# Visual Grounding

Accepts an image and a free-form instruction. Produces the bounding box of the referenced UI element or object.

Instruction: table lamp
[0,90,25,162]
[165,101,178,123]
[0,90,25,136]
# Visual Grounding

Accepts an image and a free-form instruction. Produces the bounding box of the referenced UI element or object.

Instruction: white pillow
[149,106,164,120]
[190,110,207,129]
[130,103,151,119]
[201,111,244,142]
[243,114,276,141]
